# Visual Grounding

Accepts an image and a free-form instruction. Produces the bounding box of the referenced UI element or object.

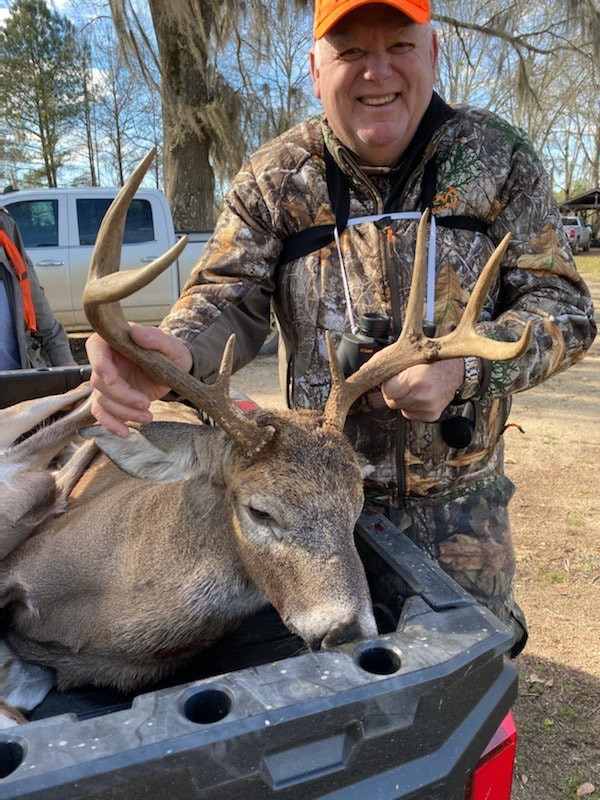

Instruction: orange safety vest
[0,229,37,332]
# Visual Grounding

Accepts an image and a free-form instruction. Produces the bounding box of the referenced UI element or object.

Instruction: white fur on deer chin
[0,462,20,482]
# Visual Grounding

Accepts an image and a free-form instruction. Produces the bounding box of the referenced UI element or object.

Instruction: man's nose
[363,52,393,82]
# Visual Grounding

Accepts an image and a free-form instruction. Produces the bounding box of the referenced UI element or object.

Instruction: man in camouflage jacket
[88,0,596,653]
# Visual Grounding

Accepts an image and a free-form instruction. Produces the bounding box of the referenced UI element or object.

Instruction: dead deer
[0,150,531,698]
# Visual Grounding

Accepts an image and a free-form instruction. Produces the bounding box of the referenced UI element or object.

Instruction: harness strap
[278,211,489,265]
[0,229,37,332]
[325,146,350,235]
[279,223,336,266]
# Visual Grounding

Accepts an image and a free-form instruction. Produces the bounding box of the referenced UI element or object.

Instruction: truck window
[77,198,155,245]
[561,217,579,226]
[4,200,59,248]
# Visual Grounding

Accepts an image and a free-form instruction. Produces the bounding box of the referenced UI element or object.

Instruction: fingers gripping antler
[323,210,533,430]
[83,149,275,460]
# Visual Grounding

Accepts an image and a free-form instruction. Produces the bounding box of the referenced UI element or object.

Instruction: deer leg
[55,439,99,501]
[0,384,92,451]
[0,641,54,726]
[0,471,58,559]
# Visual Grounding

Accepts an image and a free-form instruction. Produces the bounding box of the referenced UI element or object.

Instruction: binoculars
[336,313,394,378]
[336,313,475,449]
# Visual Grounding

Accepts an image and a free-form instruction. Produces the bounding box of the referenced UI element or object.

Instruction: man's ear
[430,27,439,72]
[309,45,321,99]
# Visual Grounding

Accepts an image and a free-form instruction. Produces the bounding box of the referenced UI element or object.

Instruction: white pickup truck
[2,187,210,331]
[560,215,592,254]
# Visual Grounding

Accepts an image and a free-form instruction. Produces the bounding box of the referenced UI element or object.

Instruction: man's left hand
[381,359,464,421]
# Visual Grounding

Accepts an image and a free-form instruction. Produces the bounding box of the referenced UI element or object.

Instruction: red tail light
[466,712,517,800]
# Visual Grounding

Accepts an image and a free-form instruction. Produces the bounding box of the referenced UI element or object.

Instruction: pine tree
[0,0,83,187]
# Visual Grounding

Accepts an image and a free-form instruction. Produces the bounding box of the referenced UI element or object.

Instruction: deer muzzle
[318,616,378,650]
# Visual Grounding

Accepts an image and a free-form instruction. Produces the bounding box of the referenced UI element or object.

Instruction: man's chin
[353,133,408,167]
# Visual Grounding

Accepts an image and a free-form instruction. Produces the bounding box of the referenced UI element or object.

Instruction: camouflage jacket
[163,96,596,510]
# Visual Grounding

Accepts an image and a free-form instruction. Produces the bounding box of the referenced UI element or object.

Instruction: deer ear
[79,426,198,483]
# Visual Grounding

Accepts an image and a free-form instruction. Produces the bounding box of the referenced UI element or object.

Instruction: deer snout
[307,614,378,651]
[320,619,368,649]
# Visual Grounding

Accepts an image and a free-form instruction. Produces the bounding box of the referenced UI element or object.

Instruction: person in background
[85,0,596,655]
[0,206,75,370]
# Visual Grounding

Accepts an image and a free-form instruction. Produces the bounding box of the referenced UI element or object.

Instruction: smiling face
[310,4,438,166]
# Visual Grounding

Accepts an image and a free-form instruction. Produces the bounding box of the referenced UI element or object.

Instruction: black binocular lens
[358,313,391,338]
[336,313,394,377]
[439,401,475,449]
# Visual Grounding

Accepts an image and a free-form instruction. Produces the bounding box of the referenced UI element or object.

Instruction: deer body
[1,406,374,692]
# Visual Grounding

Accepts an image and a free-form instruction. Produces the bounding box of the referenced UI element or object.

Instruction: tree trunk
[148,1,215,231]
[83,73,98,186]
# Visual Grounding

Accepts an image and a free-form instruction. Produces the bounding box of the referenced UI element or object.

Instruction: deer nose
[318,619,365,650]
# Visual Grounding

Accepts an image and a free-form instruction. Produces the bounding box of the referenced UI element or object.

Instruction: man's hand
[381,359,465,421]
[86,324,193,437]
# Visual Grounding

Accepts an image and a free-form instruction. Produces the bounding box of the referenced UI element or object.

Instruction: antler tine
[420,233,533,362]
[401,206,429,337]
[323,210,431,428]
[85,148,189,304]
[323,216,532,431]
[83,152,275,461]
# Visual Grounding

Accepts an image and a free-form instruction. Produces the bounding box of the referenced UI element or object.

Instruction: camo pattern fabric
[163,103,595,505]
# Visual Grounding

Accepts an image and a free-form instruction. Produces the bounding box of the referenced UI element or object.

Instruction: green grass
[549,572,568,584]
[560,771,600,800]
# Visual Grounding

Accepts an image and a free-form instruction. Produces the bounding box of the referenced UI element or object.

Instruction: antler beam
[83,149,274,460]
[323,210,532,430]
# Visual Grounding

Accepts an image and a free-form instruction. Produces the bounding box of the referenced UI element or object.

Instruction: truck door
[69,192,174,327]
[3,195,77,328]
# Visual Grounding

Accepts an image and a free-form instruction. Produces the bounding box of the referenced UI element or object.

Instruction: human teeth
[362,94,396,106]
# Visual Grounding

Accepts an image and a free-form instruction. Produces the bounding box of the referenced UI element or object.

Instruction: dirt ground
[506,256,599,800]
[69,256,599,799]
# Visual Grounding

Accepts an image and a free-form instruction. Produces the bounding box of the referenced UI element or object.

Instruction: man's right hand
[86,324,193,437]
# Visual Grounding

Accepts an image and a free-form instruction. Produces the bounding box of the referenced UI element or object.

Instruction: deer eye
[248,506,272,525]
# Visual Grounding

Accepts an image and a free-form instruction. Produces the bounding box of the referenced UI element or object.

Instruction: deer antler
[323,209,533,431]
[83,149,275,460]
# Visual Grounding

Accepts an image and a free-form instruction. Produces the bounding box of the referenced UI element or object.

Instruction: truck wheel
[583,239,591,252]
[571,240,579,255]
